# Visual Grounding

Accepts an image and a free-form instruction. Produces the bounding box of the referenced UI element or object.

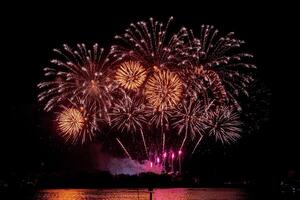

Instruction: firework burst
[144,69,183,111]
[110,92,149,157]
[36,17,261,165]
[111,17,187,70]
[115,61,147,90]
[187,66,228,105]
[56,101,99,144]
[57,108,84,136]
[205,106,242,144]
[172,99,207,151]
[182,25,255,110]
[37,43,119,112]
[110,93,147,133]
[143,68,183,153]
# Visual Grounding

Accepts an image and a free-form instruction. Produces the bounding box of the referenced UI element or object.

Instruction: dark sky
[1,1,297,184]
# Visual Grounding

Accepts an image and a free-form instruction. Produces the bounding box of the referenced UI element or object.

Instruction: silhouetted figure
[148,187,153,200]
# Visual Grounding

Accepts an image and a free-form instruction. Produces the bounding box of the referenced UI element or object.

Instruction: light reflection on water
[34,188,249,200]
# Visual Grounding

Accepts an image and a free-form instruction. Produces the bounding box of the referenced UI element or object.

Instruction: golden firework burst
[57,108,85,138]
[115,61,147,90]
[144,69,183,110]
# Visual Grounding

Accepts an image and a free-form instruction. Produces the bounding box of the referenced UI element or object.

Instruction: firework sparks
[147,107,174,153]
[144,69,183,153]
[56,101,98,144]
[115,61,147,90]
[144,69,183,110]
[110,92,149,157]
[192,66,228,105]
[182,25,255,110]
[37,43,118,113]
[205,106,242,144]
[57,108,84,136]
[172,99,207,151]
[36,17,260,167]
[112,17,187,69]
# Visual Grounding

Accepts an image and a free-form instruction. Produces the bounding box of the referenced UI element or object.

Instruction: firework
[171,152,175,172]
[144,69,183,110]
[172,99,207,151]
[205,106,242,144]
[188,66,227,105]
[111,17,187,70]
[110,92,149,157]
[182,25,255,110]
[56,101,98,144]
[37,43,119,112]
[191,134,204,154]
[115,61,147,90]
[144,69,182,153]
[178,150,182,174]
[57,108,84,136]
[116,138,132,159]
[147,107,174,153]
[190,105,242,154]
[36,17,260,166]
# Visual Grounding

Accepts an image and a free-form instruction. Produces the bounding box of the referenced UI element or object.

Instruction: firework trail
[191,134,204,154]
[147,107,173,154]
[116,138,132,160]
[171,152,175,172]
[178,150,182,173]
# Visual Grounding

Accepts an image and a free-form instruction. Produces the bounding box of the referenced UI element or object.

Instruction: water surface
[34,188,249,200]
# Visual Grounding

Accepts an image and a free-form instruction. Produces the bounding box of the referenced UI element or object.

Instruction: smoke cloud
[89,143,162,175]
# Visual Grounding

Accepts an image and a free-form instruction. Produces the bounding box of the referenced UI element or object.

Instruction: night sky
[1,1,297,188]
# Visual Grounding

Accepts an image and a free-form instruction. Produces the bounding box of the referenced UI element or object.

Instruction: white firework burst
[37,43,120,113]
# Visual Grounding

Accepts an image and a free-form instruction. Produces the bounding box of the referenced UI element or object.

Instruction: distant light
[163,152,167,158]
[157,157,160,163]
[150,162,153,168]
[179,150,182,155]
[172,153,175,159]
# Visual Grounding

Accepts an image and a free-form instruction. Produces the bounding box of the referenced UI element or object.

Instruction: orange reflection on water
[39,189,88,200]
[154,188,248,200]
[36,188,248,200]
[37,188,149,200]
